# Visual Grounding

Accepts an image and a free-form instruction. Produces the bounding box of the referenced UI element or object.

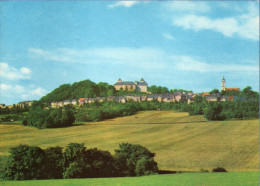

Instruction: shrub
[212,167,227,172]
[44,147,63,179]
[1,143,159,180]
[114,143,158,176]
[25,105,75,129]
[1,145,47,180]
[135,156,158,176]
[63,161,86,179]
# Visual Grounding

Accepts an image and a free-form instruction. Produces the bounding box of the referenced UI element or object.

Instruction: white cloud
[108,1,139,8]
[0,83,48,101]
[29,47,258,74]
[163,33,175,40]
[20,67,32,74]
[164,1,211,13]
[30,87,48,97]
[172,56,258,72]
[0,62,32,80]
[178,3,258,40]
[173,15,239,37]
[28,47,167,70]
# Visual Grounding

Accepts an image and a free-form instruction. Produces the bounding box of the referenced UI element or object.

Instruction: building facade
[114,78,148,92]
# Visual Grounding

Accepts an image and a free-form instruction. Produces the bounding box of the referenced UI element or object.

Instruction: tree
[85,148,117,177]
[2,145,47,180]
[161,87,169,94]
[212,167,227,172]
[135,156,158,176]
[114,143,158,176]
[209,89,219,94]
[242,86,258,99]
[194,95,203,103]
[62,143,88,178]
[203,102,225,120]
[61,105,75,126]
[44,146,63,179]
[63,161,86,179]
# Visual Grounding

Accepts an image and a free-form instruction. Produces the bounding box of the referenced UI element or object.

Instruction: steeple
[222,76,225,91]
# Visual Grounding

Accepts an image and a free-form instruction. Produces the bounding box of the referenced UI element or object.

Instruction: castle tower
[222,76,225,91]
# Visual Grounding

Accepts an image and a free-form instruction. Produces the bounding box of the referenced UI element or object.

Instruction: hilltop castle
[221,76,240,91]
[114,78,148,92]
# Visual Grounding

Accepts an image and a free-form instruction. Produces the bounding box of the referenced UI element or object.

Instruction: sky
[0,1,259,105]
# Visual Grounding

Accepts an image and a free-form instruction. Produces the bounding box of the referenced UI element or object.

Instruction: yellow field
[0,111,258,171]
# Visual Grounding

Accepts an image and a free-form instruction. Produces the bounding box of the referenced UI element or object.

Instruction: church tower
[222,76,225,91]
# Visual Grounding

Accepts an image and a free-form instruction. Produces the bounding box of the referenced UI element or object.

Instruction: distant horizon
[0,76,256,105]
[0,1,259,105]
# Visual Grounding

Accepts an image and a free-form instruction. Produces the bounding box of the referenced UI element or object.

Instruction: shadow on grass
[158,170,178,174]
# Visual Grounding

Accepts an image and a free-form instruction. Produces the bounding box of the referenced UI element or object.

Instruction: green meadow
[0,111,258,172]
[1,172,259,186]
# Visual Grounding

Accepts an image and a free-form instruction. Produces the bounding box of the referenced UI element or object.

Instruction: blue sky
[0,1,259,105]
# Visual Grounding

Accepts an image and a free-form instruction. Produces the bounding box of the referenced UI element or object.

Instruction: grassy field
[0,111,258,171]
[1,172,259,186]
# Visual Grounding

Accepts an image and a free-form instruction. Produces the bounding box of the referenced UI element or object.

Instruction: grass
[0,111,258,171]
[1,172,259,186]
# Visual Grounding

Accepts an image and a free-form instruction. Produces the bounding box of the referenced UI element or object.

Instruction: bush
[135,156,158,176]
[85,148,117,178]
[25,104,75,129]
[114,143,158,176]
[44,147,63,179]
[212,167,227,172]
[1,145,47,180]
[1,143,159,180]
[63,161,87,179]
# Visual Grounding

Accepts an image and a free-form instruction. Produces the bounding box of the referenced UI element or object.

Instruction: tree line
[18,84,259,128]
[23,92,258,129]
[23,100,190,128]
[188,86,259,120]
[0,143,158,180]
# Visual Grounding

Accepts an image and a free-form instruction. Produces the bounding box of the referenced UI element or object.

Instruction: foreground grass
[1,172,259,186]
[0,111,258,171]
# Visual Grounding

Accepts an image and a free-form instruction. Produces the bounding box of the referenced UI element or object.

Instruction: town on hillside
[0,77,249,109]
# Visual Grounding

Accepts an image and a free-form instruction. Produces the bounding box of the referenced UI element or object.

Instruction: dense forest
[0,143,158,180]
[40,80,116,103]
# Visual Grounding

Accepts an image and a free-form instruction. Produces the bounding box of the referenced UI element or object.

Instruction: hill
[40,80,115,103]
[0,111,258,171]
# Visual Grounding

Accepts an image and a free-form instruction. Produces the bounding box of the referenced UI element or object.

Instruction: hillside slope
[0,111,258,171]
[39,80,115,103]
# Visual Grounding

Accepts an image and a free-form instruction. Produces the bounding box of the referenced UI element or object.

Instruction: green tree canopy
[114,143,158,176]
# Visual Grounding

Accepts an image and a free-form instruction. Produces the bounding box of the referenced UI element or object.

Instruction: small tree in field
[2,145,47,180]
[114,143,158,176]
[212,167,227,172]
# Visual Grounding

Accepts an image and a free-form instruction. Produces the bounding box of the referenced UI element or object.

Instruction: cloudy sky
[0,1,259,105]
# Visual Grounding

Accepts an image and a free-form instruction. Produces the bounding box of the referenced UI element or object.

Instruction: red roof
[202,92,210,97]
[225,88,240,91]
[228,96,234,101]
